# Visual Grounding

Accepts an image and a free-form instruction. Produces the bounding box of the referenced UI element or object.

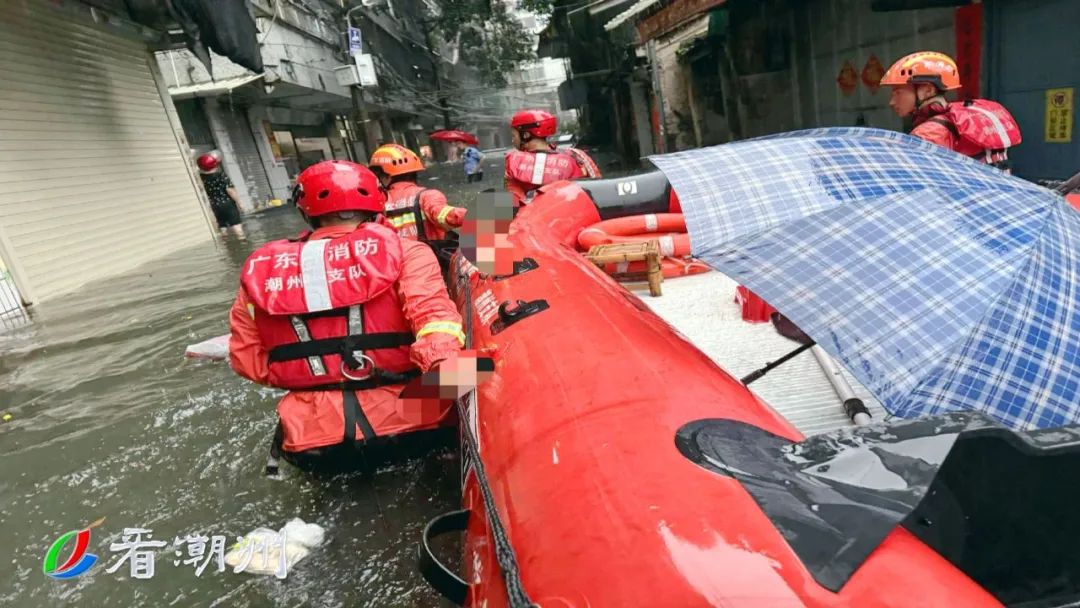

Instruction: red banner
[837,60,858,97]
[954,3,983,99]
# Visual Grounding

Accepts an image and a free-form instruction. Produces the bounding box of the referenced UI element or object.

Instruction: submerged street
[0,160,504,608]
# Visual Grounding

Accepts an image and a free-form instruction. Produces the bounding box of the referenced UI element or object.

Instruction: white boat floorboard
[629,271,887,437]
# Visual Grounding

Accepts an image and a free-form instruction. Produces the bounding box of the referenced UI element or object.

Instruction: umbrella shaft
[811,346,872,425]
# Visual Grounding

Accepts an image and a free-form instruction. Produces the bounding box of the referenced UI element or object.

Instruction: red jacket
[504,147,585,205]
[384,181,465,241]
[229,222,464,452]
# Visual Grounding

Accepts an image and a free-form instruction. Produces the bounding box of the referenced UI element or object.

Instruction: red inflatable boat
[418,172,1080,607]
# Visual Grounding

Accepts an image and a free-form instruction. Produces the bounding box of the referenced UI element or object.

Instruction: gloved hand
[446,207,467,228]
[398,352,495,401]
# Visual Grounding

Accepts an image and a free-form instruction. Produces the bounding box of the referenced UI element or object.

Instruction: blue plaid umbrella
[650,127,1080,430]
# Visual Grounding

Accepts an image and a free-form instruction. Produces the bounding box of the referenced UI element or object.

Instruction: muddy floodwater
[0,159,511,607]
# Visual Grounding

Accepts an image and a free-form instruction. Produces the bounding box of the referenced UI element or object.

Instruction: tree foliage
[430,0,541,87]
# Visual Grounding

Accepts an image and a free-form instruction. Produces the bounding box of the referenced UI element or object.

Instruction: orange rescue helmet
[881,51,962,91]
[292,160,385,217]
[369,143,425,177]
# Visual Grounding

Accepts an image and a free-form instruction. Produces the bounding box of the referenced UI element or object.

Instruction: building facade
[0,0,216,308]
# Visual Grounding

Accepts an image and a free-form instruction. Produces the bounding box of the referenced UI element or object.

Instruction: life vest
[926,100,1022,169]
[506,148,583,204]
[240,223,418,391]
[384,186,429,241]
[565,147,602,179]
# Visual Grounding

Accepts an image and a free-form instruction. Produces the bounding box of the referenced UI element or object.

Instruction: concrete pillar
[245,105,293,203]
[202,97,255,211]
[629,79,655,159]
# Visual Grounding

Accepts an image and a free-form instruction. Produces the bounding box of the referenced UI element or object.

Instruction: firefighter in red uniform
[228,160,466,471]
[369,143,467,243]
[504,109,602,205]
[882,51,1022,170]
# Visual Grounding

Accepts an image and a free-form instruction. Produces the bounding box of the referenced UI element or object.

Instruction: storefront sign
[1045,88,1073,143]
[954,3,982,99]
[861,55,885,94]
[837,60,858,97]
[636,0,726,44]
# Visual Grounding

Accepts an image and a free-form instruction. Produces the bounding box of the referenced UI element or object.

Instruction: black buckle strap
[342,390,376,442]
[309,368,423,392]
[385,190,428,241]
[265,422,285,476]
[927,116,960,139]
[268,332,416,363]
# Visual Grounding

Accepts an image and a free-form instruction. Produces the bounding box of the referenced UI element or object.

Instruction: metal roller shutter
[220,104,273,205]
[0,0,214,303]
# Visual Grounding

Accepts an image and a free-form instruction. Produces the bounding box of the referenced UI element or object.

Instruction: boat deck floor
[627,271,886,437]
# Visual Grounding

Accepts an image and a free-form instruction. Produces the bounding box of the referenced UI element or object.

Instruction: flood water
[0,158,511,607]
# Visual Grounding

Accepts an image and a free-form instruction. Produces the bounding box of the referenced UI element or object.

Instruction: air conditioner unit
[333,54,379,88]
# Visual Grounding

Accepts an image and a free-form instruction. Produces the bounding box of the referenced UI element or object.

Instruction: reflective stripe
[967,104,1015,147]
[347,305,365,363]
[300,240,332,312]
[436,205,454,228]
[289,315,327,376]
[416,320,466,345]
[388,215,417,228]
[658,235,676,256]
[644,214,658,232]
[531,153,548,185]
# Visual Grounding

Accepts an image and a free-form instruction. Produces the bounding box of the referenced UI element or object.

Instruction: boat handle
[493,257,539,281]
[417,509,471,606]
[491,299,550,335]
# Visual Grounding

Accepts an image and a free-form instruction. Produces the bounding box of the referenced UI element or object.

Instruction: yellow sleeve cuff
[416,320,466,346]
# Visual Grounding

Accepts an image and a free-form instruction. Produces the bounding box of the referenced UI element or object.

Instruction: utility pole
[421,21,452,129]
[346,6,377,156]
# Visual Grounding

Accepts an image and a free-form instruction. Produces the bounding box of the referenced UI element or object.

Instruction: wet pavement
[0,155,511,608]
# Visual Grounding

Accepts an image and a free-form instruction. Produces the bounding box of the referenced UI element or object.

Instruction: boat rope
[458,272,537,608]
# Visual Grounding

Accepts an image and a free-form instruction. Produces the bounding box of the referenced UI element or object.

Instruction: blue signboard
[348,27,362,56]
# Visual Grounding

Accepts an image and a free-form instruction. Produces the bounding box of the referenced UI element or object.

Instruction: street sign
[348,27,362,56]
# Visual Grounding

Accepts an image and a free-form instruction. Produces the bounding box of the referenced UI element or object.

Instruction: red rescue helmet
[291,160,385,217]
[197,153,220,174]
[511,109,558,140]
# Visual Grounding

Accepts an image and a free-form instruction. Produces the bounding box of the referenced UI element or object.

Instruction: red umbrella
[429,130,479,145]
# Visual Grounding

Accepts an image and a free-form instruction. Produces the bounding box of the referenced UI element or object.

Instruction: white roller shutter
[0,0,214,303]
[220,104,273,205]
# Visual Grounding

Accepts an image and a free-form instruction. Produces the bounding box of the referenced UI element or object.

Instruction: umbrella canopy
[650,127,1080,430]
[430,130,479,145]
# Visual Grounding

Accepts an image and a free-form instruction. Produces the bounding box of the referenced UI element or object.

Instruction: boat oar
[741,342,815,385]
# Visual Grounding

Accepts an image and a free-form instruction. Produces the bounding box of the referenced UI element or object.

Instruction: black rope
[456,271,536,608]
